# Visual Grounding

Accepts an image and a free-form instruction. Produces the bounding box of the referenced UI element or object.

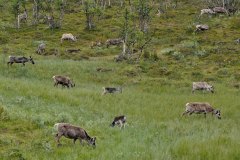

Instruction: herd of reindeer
[7,5,236,148]
[6,53,222,148]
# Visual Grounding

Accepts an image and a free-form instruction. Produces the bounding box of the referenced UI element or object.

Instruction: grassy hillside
[0,0,240,159]
[0,58,240,160]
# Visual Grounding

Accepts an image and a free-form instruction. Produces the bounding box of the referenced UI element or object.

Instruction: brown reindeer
[182,102,221,119]
[52,75,75,88]
[192,82,214,93]
[54,123,96,147]
[105,38,123,48]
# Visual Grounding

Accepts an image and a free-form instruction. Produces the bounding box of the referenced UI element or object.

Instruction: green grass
[0,58,240,160]
[0,0,240,159]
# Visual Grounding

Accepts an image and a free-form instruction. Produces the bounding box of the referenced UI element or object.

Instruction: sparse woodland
[0,0,240,159]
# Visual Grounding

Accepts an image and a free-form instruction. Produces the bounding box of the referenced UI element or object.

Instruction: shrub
[194,49,208,57]
[179,40,198,49]
[0,105,10,121]
[0,32,9,44]
[6,149,25,160]
[191,71,204,79]
[229,17,240,29]
[172,51,184,60]
[160,48,175,55]
[217,68,230,78]
[56,113,73,123]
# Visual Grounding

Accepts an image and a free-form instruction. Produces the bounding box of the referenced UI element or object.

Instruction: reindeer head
[207,85,214,93]
[110,121,116,127]
[88,137,96,147]
[73,36,77,42]
[29,56,35,64]
[70,80,75,87]
[213,109,221,119]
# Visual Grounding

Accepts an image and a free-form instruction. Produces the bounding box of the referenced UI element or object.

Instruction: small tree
[12,0,26,28]
[137,0,151,32]
[32,0,44,25]
[203,0,240,13]
[83,0,96,30]
[43,0,66,29]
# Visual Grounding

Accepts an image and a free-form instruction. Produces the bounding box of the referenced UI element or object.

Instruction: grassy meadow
[0,57,240,160]
[0,0,240,159]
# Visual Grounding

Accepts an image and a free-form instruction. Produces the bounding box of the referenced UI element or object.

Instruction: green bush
[0,105,10,121]
[194,49,208,57]
[0,32,9,44]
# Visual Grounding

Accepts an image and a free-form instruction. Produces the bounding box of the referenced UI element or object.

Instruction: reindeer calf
[110,115,126,129]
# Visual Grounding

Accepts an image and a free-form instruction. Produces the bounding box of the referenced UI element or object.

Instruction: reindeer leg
[204,112,207,118]
[79,139,84,146]
[55,132,63,146]
[182,111,189,116]
[73,139,77,144]
[119,121,123,129]
[102,91,106,95]
[189,112,194,116]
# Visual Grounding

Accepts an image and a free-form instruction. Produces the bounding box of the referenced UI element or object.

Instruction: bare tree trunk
[17,15,20,29]
[32,0,39,25]
[120,0,124,7]
[122,41,126,55]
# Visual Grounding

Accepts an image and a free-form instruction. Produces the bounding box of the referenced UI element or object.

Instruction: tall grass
[0,58,239,160]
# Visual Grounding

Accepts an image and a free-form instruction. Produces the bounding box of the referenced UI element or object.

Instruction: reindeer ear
[94,137,96,140]
[30,56,32,58]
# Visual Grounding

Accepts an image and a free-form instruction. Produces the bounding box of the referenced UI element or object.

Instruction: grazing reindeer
[54,123,96,147]
[192,82,214,93]
[105,38,123,48]
[195,24,209,32]
[102,87,122,95]
[213,7,229,16]
[182,102,221,119]
[36,43,46,54]
[61,33,77,43]
[110,115,126,129]
[52,75,75,88]
[17,9,28,29]
[90,41,102,48]
[199,9,215,18]
[235,38,240,44]
[7,56,35,66]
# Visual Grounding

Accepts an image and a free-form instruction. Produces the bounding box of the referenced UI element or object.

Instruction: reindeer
[36,43,46,54]
[102,87,122,95]
[213,7,229,16]
[110,115,126,129]
[192,82,214,94]
[54,123,96,147]
[105,38,123,48]
[17,9,28,28]
[195,24,209,32]
[182,102,221,119]
[7,56,35,66]
[61,33,77,43]
[52,75,75,88]
[199,9,215,18]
